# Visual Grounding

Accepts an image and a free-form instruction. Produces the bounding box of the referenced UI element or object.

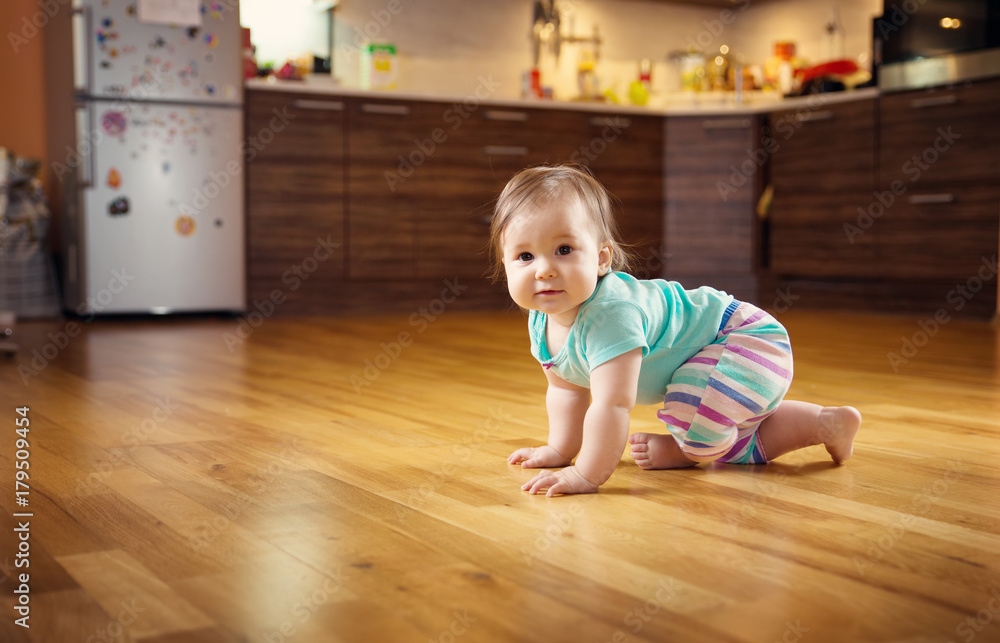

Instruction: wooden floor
[1,307,999,643]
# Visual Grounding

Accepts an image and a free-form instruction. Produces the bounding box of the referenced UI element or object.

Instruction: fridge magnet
[108,196,130,217]
[175,216,196,237]
[152,35,167,49]
[101,111,127,136]
[102,18,114,27]
[204,33,219,49]
[209,2,224,19]
[110,48,119,58]
[162,162,170,173]
[215,219,223,228]
[204,84,215,96]
[186,26,200,39]
[101,61,112,69]
[126,4,136,17]
[106,168,122,189]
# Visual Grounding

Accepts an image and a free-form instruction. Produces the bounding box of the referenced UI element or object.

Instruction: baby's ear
[598,244,613,276]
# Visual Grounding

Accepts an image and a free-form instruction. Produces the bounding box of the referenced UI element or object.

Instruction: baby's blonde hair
[488,164,631,282]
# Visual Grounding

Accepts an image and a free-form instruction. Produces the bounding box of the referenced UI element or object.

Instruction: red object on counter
[796,60,859,84]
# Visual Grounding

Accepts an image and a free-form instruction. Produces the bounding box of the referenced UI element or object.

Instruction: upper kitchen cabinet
[767,97,877,278]
[877,78,1000,281]
[245,89,346,314]
[665,114,762,302]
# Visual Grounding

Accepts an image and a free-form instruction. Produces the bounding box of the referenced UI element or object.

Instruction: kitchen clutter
[0,148,61,321]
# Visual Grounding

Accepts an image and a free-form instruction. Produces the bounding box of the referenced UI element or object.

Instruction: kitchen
[1,1,1000,642]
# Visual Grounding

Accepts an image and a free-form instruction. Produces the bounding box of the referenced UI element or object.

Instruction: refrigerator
[50,0,245,315]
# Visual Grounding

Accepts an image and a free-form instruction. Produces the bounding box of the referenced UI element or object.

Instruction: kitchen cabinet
[877,79,1000,280]
[767,97,877,277]
[245,89,346,314]
[665,114,762,302]
[246,88,664,314]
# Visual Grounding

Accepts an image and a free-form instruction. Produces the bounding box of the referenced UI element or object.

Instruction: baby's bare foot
[820,406,862,464]
[628,433,697,470]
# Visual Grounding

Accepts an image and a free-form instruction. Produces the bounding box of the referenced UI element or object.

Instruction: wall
[1,0,49,164]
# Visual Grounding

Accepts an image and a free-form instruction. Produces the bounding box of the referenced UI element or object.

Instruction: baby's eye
[557,245,572,255]
[518,252,533,262]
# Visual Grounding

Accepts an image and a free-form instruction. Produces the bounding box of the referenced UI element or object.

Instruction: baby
[490,164,862,497]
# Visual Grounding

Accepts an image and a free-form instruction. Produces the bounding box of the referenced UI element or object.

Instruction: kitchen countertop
[244,77,880,116]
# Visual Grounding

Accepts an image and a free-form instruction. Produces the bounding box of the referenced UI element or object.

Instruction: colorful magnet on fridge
[204,33,219,49]
[101,110,127,136]
[106,167,121,188]
[108,196,129,216]
[175,216,196,237]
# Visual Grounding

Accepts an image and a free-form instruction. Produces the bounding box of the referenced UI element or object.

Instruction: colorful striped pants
[656,301,793,464]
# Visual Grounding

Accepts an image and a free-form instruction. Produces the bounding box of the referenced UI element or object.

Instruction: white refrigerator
[55,0,245,315]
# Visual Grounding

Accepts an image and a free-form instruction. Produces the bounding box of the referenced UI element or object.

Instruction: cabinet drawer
[879,79,1000,187]
[878,183,1000,279]
[246,90,344,163]
[770,98,875,195]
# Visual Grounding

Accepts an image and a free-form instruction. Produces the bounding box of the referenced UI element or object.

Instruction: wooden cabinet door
[665,115,760,301]
[245,90,345,313]
[878,79,1000,279]
[346,99,441,281]
[768,98,877,277]
[581,113,665,276]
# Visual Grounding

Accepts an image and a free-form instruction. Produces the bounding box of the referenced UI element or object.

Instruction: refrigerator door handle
[72,6,92,95]
[75,102,95,188]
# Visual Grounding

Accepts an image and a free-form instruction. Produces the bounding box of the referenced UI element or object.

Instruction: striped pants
[656,301,793,464]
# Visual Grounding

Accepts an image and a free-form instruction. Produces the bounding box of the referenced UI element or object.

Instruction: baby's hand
[521,466,598,497]
[507,445,572,469]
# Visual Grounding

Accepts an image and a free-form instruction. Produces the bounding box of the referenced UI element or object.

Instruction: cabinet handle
[484,110,528,121]
[908,193,955,205]
[361,103,411,115]
[909,95,958,109]
[795,110,835,122]
[483,145,528,156]
[293,99,344,111]
[702,118,751,130]
[589,116,631,128]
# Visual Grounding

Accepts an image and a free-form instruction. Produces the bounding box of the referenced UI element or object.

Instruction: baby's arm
[507,368,589,468]
[522,348,643,496]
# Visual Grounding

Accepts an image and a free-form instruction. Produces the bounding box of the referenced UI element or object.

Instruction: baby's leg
[756,401,862,464]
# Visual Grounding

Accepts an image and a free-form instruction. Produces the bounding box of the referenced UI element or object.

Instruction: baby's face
[501,196,611,326]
